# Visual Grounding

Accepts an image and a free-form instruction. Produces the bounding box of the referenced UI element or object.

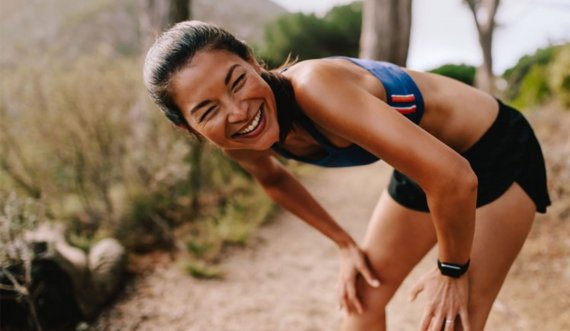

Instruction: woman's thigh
[465,182,536,330]
[342,190,437,330]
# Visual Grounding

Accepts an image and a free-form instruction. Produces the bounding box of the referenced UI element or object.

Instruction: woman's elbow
[426,157,477,196]
[449,158,478,195]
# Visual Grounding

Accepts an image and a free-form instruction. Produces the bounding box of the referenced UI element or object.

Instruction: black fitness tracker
[437,259,470,278]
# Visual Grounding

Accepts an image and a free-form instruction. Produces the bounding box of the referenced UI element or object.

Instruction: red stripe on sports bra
[395,105,417,114]
[391,94,416,103]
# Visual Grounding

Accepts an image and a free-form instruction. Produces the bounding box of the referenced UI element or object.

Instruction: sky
[270,0,570,73]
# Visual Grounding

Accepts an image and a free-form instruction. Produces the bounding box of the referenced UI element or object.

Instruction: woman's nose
[227,99,249,123]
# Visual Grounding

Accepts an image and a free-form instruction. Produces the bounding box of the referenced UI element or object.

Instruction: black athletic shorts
[388,99,551,213]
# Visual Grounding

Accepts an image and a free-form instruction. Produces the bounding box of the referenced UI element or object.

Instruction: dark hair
[260,70,304,144]
[143,20,302,143]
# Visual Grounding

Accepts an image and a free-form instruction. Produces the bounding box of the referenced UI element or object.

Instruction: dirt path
[93,107,570,331]
[94,163,434,330]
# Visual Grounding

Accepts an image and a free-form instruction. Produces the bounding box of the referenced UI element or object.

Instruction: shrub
[0,56,144,230]
[503,45,561,101]
[510,65,552,109]
[547,44,570,108]
[429,64,476,86]
[0,192,46,331]
[1,55,274,257]
[260,1,362,66]
[502,44,570,108]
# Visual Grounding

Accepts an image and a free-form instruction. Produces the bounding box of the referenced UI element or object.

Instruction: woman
[143,21,550,331]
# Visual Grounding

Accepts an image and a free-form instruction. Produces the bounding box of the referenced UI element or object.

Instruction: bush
[0,193,47,331]
[183,178,275,259]
[260,2,362,66]
[0,56,145,230]
[547,44,570,108]
[510,65,552,109]
[502,44,569,108]
[429,64,476,86]
[503,45,561,100]
[1,55,274,257]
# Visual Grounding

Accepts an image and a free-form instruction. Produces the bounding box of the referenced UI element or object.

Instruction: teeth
[238,108,262,135]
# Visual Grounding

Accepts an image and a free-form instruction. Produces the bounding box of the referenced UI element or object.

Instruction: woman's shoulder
[282,59,354,109]
[281,58,341,82]
[282,58,367,94]
[282,57,387,108]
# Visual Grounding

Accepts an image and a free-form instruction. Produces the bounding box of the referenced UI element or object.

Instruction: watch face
[437,259,470,278]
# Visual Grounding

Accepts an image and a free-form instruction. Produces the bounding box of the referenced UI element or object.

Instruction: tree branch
[464,0,483,34]
[486,0,501,32]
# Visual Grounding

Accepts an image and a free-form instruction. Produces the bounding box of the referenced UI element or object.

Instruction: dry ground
[92,105,570,331]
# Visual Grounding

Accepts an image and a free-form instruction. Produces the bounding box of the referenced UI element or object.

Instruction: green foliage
[503,45,560,99]
[321,2,363,55]
[261,1,362,66]
[216,186,275,246]
[182,183,275,277]
[0,193,45,330]
[183,260,224,279]
[547,45,570,108]
[510,65,552,109]
[429,64,476,86]
[115,190,178,253]
[502,44,560,104]
[503,43,570,109]
[1,54,275,256]
[186,237,221,259]
[0,192,45,265]
[0,56,143,227]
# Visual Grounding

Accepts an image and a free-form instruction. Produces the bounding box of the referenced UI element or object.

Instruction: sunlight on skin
[170,50,280,151]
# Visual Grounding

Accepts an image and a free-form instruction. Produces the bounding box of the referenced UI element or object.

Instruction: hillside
[0,0,287,67]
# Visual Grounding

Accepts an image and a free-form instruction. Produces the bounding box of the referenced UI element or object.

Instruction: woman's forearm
[426,166,477,264]
[258,168,356,248]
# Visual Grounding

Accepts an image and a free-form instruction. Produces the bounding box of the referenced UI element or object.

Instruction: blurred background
[0,0,568,330]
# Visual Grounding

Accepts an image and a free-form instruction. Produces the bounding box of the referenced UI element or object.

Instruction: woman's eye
[232,74,246,92]
[199,106,217,122]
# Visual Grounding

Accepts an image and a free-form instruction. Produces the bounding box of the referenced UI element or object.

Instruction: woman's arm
[224,149,355,248]
[225,148,380,313]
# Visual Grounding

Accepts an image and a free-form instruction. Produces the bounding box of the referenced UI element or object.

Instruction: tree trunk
[465,0,500,93]
[168,0,191,27]
[476,30,494,93]
[359,0,413,66]
[139,0,192,51]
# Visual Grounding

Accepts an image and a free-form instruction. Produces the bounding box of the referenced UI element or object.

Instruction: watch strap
[437,259,470,278]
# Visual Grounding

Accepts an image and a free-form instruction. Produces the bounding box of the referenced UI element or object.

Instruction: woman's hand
[337,244,380,315]
[409,267,471,331]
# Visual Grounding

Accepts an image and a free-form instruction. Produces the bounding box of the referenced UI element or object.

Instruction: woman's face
[170,49,279,151]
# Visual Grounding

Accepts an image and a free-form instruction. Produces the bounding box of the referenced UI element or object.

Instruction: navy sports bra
[271,57,425,167]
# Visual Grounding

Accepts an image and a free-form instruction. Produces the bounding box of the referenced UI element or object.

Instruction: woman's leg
[461,183,536,330]
[341,190,437,331]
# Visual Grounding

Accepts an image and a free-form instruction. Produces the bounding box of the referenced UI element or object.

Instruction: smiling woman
[143,21,550,331]
[168,50,280,150]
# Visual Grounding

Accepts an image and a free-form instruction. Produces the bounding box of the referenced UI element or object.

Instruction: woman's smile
[233,103,266,138]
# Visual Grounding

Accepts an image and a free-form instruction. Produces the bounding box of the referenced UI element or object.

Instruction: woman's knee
[341,277,391,330]
[341,274,408,330]
[356,272,399,312]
